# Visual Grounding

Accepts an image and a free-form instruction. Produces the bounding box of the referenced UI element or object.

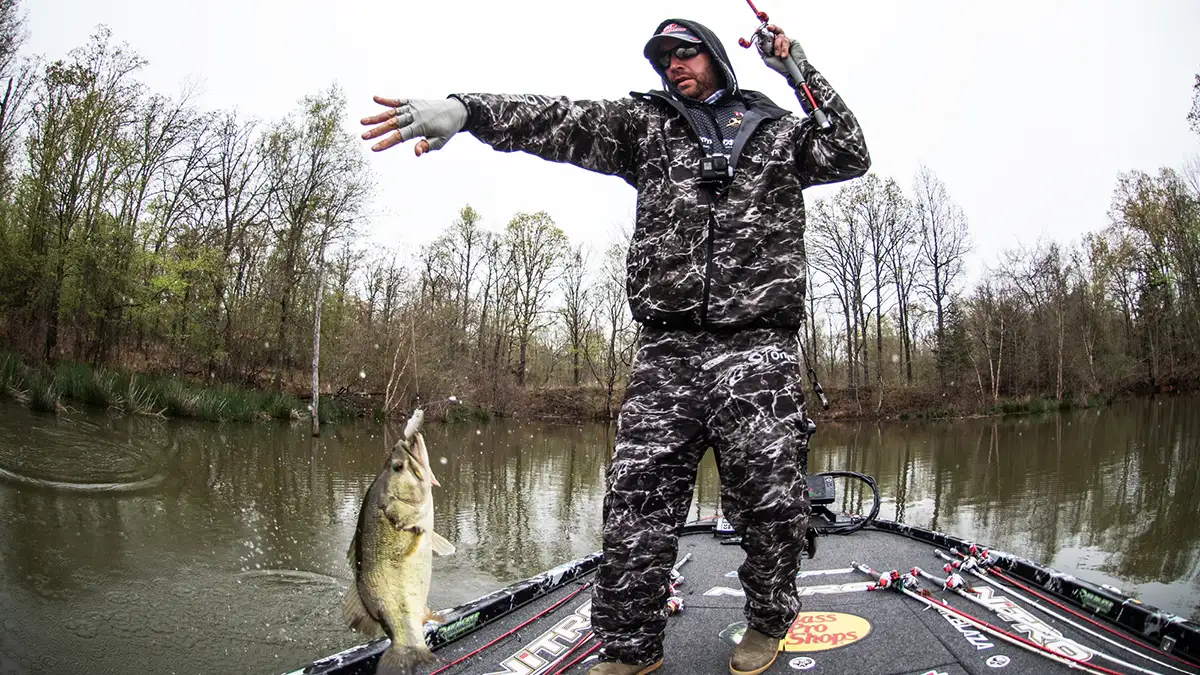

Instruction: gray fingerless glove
[393,98,468,152]
[761,37,809,79]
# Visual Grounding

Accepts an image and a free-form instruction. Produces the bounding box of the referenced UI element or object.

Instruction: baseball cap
[643,22,703,62]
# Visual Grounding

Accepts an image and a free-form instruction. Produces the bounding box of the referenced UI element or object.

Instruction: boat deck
[294,522,1200,675]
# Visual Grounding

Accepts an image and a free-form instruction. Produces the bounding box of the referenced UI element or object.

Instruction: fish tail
[376,643,437,675]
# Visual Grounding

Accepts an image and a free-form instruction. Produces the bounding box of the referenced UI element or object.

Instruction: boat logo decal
[436,611,481,642]
[724,567,854,579]
[780,611,871,652]
[705,581,872,598]
[972,587,1094,662]
[933,606,994,651]
[1076,589,1115,614]
[986,655,1010,668]
[788,656,816,670]
[482,600,591,675]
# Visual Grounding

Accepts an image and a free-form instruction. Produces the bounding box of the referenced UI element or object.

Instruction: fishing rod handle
[783,56,833,130]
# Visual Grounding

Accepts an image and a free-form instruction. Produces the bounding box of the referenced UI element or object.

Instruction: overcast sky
[22,0,1200,283]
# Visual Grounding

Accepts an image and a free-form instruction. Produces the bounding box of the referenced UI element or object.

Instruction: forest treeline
[1,5,1198,422]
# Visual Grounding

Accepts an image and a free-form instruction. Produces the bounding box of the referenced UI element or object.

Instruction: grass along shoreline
[0,352,357,423]
[0,352,1160,426]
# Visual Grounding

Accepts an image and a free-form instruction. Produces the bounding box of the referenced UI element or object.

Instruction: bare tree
[559,243,590,386]
[1188,72,1199,137]
[808,192,866,390]
[505,211,566,386]
[912,165,970,389]
[851,174,906,405]
[583,242,637,419]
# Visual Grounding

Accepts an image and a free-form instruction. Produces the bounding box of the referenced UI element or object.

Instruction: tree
[22,27,145,363]
[505,211,566,387]
[583,242,637,419]
[912,165,970,389]
[0,0,36,199]
[264,84,365,390]
[1188,72,1199,137]
[808,192,866,390]
[559,243,590,387]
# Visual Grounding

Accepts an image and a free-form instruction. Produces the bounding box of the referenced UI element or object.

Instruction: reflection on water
[1,395,1198,674]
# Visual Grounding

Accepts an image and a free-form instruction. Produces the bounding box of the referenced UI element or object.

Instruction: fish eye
[391,460,403,472]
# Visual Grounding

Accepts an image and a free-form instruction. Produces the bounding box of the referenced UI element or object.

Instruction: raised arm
[759,25,871,187]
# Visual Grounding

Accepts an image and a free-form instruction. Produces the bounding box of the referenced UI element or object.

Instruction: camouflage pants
[591,327,812,665]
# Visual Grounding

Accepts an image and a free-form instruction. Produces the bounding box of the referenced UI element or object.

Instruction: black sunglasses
[657,44,703,68]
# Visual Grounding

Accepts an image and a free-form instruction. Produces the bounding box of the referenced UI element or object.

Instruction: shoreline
[2,351,1186,426]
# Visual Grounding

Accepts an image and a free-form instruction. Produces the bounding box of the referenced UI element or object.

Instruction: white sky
[22,0,1200,284]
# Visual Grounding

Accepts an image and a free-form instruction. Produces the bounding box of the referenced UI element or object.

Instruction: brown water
[0,395,1197,675]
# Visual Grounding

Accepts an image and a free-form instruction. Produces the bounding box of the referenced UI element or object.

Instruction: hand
[360,96,467,156]
[758,24,808,77]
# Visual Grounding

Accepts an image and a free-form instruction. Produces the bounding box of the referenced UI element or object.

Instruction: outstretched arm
[450,93,642,185]
[359,93,642,186]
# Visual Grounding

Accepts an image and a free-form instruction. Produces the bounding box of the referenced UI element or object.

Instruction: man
[361,17,869,675]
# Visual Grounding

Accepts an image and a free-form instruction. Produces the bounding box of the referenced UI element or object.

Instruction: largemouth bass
[343,409,455,675]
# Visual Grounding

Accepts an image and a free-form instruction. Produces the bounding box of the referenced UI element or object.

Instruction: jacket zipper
[701,205,716,326]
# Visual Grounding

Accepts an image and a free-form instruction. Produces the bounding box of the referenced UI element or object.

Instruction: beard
[673,66,722,100]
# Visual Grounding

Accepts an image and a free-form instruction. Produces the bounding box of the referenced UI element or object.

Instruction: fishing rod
[425,582,593,675]
[735,0,831,129]
[852,562,1121,675]
[910,564,1170,675]
[936,549,1200,674]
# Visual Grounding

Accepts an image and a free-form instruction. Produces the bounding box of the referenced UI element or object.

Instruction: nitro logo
[973,588,1094,661]
[483,601,591,675]
[935,607,994,650]
[705,581,873,598]
[780,612,872,652]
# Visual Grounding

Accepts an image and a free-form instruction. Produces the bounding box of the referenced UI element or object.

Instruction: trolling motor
[735,0,832,130]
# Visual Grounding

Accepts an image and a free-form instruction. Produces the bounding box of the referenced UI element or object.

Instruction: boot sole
[729,651,778,675]
[638,659,664,675]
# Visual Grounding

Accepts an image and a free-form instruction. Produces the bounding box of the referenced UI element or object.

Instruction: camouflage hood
[642,18,739,99]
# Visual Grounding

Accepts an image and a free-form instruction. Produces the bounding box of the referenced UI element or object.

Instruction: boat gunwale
[288,516,1200,673]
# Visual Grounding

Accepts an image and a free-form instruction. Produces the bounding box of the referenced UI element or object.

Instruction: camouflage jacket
[450,21,869,330]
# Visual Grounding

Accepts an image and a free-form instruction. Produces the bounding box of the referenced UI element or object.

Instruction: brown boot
[585,658,664,675]
[729,627,780,675]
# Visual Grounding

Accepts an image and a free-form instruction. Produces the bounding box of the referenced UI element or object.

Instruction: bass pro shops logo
[780,612,872,652]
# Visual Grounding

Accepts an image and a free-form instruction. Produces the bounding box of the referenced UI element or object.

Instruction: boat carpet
[295,526,1199,675]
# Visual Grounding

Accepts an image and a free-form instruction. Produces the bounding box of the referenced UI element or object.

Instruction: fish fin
[346,531,359,569]
[376,643,437,675]
[341,583,382,637]
[425,608,447,624]
[429,530,456,556]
